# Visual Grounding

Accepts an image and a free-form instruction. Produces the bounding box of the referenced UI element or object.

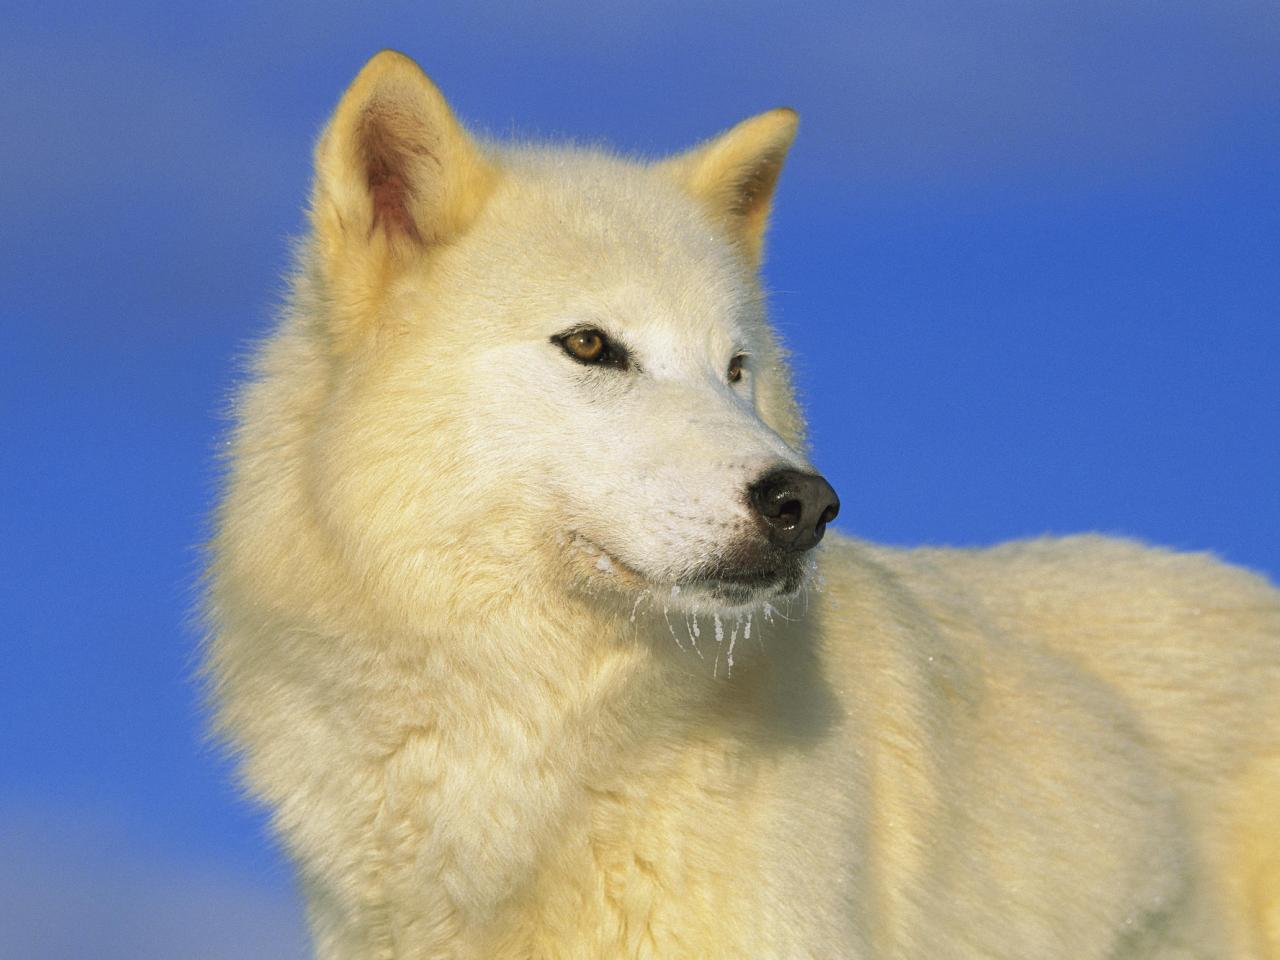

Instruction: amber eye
[554,327,629,369]
[728,354,746,383]
[564,329,605,362]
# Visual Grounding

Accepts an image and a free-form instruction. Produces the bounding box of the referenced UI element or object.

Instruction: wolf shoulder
[816,531,1280,768]
[794,533,1279,954]
[821,530,1279,656]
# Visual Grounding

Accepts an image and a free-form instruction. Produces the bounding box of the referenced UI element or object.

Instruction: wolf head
[252,51,837,624]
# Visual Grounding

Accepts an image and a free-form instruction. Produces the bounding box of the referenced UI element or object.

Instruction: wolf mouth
[686,564,805,606]
[571,533,802,606]
[568,533,648,584]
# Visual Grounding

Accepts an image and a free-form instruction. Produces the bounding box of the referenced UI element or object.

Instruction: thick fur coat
[205,51,1280,958]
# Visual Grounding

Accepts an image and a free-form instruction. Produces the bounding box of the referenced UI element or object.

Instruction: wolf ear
[660,108,798,265]
[310,51,495,293]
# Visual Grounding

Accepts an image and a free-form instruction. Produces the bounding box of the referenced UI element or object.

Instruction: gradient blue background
[2,2,1277,955]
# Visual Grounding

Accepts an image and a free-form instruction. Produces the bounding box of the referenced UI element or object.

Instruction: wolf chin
[205,50,1280,959]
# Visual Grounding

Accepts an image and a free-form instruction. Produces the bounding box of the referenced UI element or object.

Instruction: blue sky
[2,2,1277,955]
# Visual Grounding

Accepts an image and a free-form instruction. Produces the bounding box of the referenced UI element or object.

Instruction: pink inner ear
[359,103,437,245]
[368,166,420,243]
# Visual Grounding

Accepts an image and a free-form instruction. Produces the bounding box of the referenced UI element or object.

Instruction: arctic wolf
[206,50,1280,959]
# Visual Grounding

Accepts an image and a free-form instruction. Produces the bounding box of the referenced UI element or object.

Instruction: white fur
[205,52,1280,959]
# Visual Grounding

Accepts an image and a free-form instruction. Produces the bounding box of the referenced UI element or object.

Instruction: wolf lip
[689,564,803,604]
[714,568,785,587]
[568,533,647,583]
[692,554,804,593]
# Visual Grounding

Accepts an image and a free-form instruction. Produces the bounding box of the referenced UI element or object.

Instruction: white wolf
[205,50,1280,959]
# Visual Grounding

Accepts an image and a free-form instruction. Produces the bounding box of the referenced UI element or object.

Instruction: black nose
[747,468,840,551]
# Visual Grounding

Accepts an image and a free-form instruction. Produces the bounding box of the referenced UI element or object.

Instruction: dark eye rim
[728,352,748,383]
[551,326,631,370]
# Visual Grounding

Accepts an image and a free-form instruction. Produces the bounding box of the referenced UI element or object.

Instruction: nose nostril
[777,499,803,528]
[748,468,841,552]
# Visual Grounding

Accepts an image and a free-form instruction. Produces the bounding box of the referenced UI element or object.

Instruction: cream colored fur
[205,51,1280,959]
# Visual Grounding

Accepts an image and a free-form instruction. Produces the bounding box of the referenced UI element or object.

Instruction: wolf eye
[565,330,605,361]
[728,354,747,383]
[554,327,628,369]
